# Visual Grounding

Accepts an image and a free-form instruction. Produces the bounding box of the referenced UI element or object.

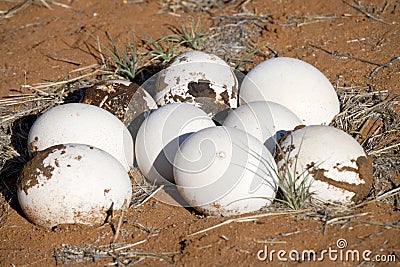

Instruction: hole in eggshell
[187,79,216,100]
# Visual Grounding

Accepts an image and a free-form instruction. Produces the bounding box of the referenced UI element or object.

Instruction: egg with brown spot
[276,125,373,204]
[27,103,134,171]
[82,79,136,121]
[154,51,238,117]
[17,144,132,228]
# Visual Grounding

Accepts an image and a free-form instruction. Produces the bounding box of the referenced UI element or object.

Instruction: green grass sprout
[103,31,142,81]
[173,18,205,50]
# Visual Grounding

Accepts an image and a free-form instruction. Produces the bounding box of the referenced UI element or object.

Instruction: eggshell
[27,103,134,171]
[82,79,136,121]
[154,51,238,115]
[239,57,340,125]
[174,126,278,216]
[123,85,158,146]
[223,101,302,153]
[276,125,373,204]
[135,102,215,184]
[17,144,132,228]
[106,79,132,86]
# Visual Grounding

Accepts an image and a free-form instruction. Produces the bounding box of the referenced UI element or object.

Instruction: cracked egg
[17,144,132,228]
[276,125,373,204]
[154,50,238,116]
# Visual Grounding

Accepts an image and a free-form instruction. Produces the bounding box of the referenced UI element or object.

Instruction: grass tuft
[173,19,205,50]
[103,32,142,82]
[273,140,315,210]
[144,36,178,65]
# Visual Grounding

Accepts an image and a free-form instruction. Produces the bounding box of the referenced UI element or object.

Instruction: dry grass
[0,0,71,19]
[129,168,160,208]
[187,209,312,237]
[0,195,10,229]
[54,242,179,265]
[331,88,400,201]
[202,12,273,69]
[159,0,240,14]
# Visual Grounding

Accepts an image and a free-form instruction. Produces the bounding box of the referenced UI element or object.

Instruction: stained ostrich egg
[154,50,238,115]
[173,126,278,216]
[135,102,215,184]
[17,144,132,228]
[223,101,302,153]
[239,57,340,125]
[27,103,134,171]
[82,79,137,121]
[276,125,373,204]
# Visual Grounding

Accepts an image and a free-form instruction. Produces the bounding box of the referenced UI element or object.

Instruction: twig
[45,54,82,66]
[1,105,46,124]
[308,43,384,66]
[343,0,394,25]
[21,68,104,90]
[112,239,147,252]
[326,212,369,225]
[50,1,72,9]
[237,0,252,14]
[38,0,52,10]
[354,187,400,209]
[369,56,400,77]
[279,230,305,237]
[134,185,164,208]
[69,63,99,73]
[296,15,350,27]
[0,0,33,19]
[187,209,311,237]
[96,35,106,68]
[369,143,400,156]
[374,187,400,201]
[113,200,128,243]
[352,220,400,229]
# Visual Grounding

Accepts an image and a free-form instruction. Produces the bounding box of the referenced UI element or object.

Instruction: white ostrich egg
[135,102,215,184]
[276,125,373,204]
[239,57,340,125]
[173,126,278,216]
[17,144,132,228]
[27,103,134,171]
[223,101,302,153]
[154,50,238,115]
